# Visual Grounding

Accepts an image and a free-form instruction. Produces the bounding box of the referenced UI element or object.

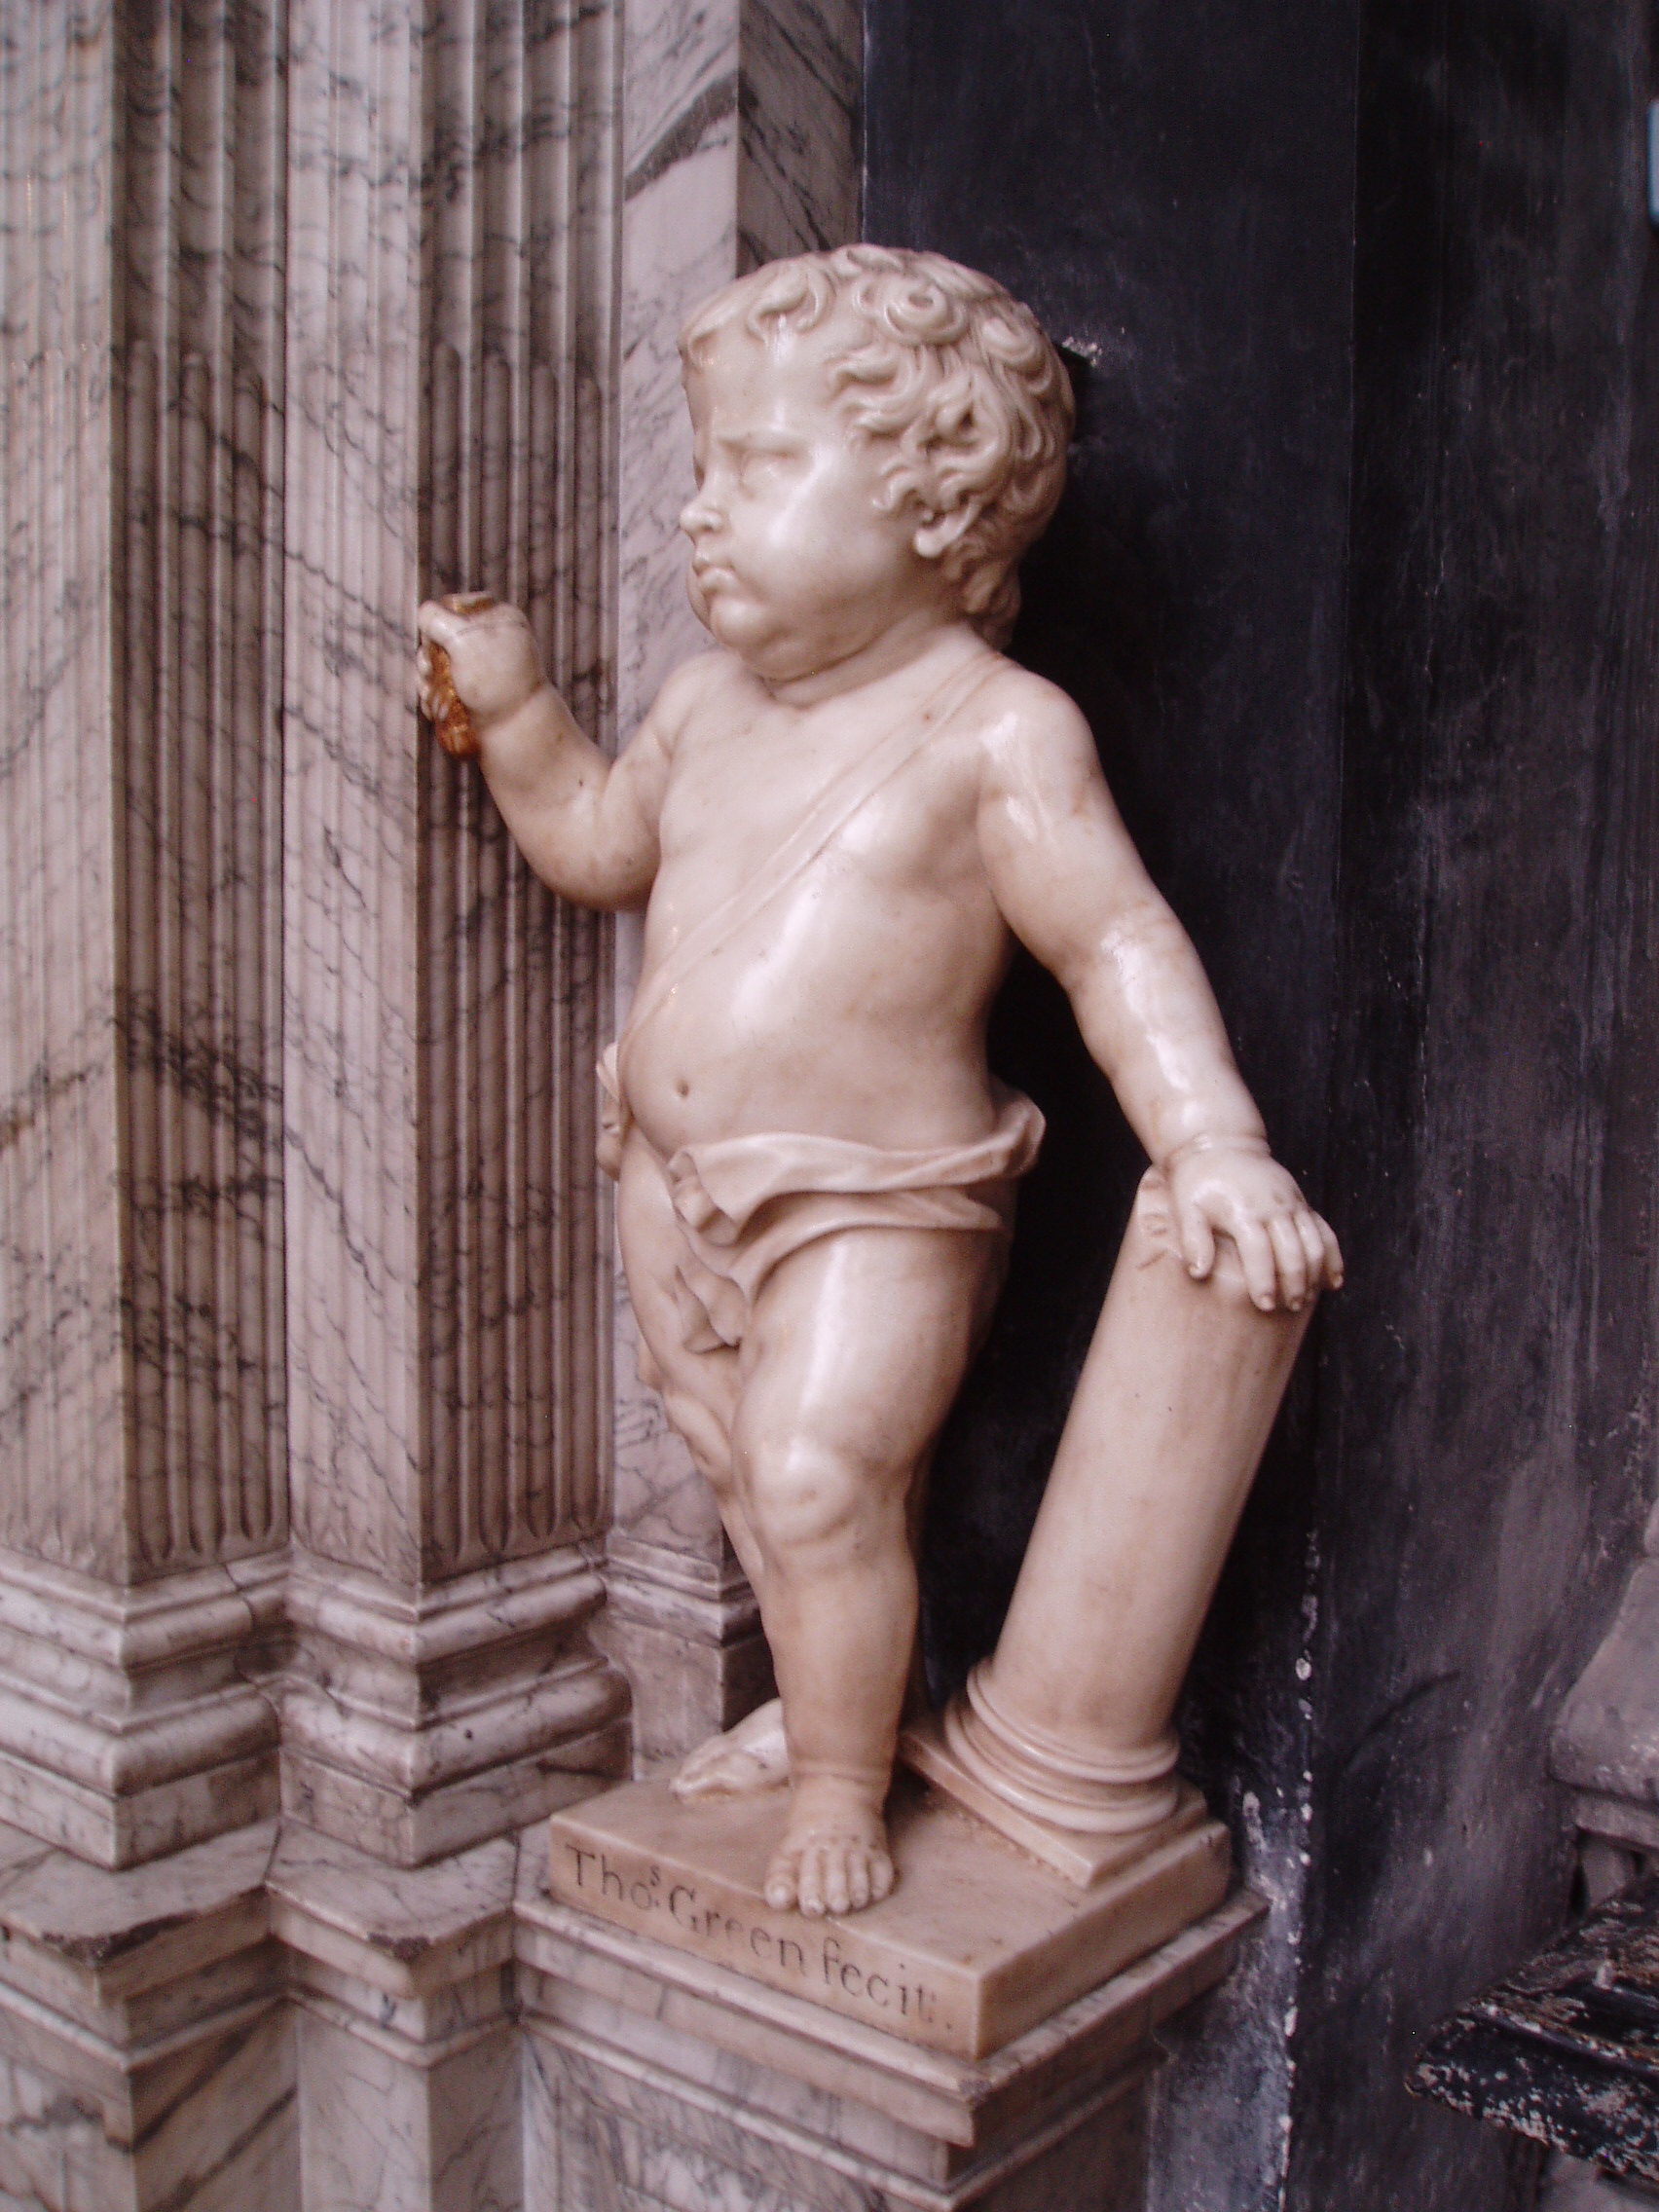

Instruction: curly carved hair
[680,245,1074,648]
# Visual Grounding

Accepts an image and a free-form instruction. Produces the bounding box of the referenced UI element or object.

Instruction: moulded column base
[901,1713,1211,1890]
[0,1549,286,1870]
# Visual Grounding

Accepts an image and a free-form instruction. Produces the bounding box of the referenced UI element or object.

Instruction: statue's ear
[912,499,980,564]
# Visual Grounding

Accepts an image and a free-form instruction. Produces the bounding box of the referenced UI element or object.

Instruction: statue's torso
[619,659,1014,1159]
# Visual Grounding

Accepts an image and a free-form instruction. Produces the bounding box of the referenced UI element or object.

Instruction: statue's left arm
[977,674,1342,1311]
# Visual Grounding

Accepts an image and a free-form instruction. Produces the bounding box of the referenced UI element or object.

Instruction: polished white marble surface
[0,0,290,1890]
[0,2002,299,2212]
[0,1811,293,2212]
[295,1974,521,2212]
[282,0,615,1593]
[0,0,289,1599]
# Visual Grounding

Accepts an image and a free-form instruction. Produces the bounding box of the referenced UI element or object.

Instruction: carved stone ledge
[281,1547,630,1865]
[1411,1871,1659,2191]
[0,1549,285,1869]
[597,1531,775,1771]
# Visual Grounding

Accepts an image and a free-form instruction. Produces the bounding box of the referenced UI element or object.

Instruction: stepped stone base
[0,1804,1260,2210]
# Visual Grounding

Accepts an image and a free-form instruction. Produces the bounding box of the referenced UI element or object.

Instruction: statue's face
[680,319,941,683]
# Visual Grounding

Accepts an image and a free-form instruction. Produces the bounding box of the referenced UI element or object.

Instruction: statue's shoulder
[647,648,745,749]
[971,654,1097,767]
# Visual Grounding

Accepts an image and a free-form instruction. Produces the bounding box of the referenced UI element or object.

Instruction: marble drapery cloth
[600,1053,1045,1353]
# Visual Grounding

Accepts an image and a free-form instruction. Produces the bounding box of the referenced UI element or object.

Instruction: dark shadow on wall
[868,2,1659,2207]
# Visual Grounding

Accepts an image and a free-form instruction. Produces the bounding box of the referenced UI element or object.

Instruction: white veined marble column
[280,0,630,1864]
[0,0,289,1869]
[602,0,864,1767]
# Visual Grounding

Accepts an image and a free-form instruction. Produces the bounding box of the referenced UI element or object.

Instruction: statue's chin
[701,604,796,682]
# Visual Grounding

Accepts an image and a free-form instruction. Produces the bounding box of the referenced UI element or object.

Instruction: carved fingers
[414,594,546,746]
[1171,1145,1345,1313]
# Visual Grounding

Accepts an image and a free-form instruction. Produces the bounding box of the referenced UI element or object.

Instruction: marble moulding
[420,237,1342,2055]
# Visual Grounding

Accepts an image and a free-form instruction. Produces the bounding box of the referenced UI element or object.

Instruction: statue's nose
[680,495,719,538]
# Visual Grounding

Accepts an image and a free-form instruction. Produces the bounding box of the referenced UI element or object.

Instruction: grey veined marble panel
[0,0,290,1864]
[282,0,617,1587]
[278,0,629,1863]
[0,0,288,1583]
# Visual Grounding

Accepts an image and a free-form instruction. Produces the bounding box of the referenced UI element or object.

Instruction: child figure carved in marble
[416,245,1342,1922]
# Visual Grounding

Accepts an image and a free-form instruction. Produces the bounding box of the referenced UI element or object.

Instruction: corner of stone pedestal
[1552,1557,1659,1805]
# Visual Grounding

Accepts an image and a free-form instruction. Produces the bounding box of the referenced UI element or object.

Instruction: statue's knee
[739,1437,871,1562]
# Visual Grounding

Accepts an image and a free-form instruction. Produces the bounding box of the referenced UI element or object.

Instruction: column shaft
[280,0,629,1863]
[0,0,288,1866]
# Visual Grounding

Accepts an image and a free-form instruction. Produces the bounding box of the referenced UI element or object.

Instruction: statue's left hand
[1166,1141,1344,1313]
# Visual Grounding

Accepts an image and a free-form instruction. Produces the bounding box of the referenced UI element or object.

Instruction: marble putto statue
[417,244,1342,1925]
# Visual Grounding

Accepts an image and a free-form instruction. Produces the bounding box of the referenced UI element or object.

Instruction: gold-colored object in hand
[425,591,498,759]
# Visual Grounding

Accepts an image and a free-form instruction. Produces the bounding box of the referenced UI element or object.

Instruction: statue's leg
[731,1223,1000,1914]
[946,1167,1312,1834]
[615,1133,756,1580]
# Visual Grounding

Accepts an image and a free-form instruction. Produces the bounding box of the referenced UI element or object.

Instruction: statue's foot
[762,1776,895,1917]
[671,1698,790,1801]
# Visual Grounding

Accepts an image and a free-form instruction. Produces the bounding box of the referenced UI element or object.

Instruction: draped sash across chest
[618,645,1004,1067]
[596,645,1045,1359]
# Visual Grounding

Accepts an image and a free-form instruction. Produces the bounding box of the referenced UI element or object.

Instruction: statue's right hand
[415,596,548,748]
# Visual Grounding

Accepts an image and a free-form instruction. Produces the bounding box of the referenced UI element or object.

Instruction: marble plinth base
[0,1803,1259,2209]
[0,1551,285,1868]
[597,1536,775,1772]
[546,1774,1231,2059]
[271,1826,527,2212]
[0,1817,296,2210]
[282,1550,631,1864]
[518,1835,1261,2212]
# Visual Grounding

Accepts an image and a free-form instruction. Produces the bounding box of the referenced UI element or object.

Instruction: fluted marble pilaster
[0,0,288,1866]
[602,0,862,1765]
[280,0,628,1864]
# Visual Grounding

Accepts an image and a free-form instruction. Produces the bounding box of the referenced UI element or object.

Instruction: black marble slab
[1412,1876,1659,2187]
[866,3,1659,2209]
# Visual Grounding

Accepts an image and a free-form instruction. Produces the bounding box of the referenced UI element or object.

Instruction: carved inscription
[558,1841,948,2032]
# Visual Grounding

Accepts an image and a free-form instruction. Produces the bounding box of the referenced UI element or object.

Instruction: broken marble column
[602,0,864,1768]
[279,0,628,1865]
[931,1191,1311,1862]
[0,0,289,1872]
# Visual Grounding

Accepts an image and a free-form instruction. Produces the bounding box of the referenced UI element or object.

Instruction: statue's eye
[740,448,793,485]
